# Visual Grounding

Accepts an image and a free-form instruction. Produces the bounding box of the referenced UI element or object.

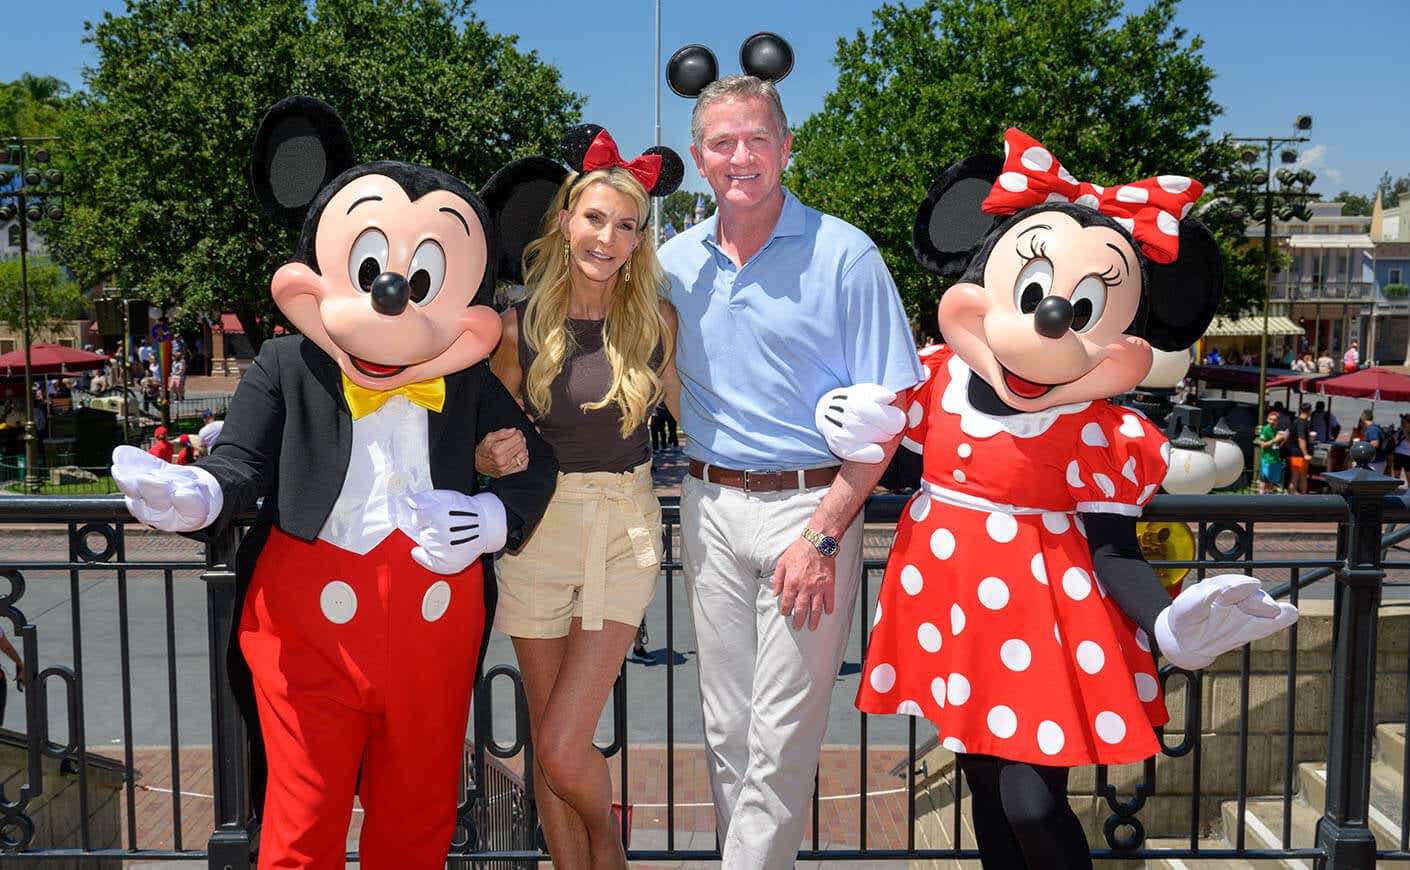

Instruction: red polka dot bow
[980,128,1204,264]
[582,128,664,193]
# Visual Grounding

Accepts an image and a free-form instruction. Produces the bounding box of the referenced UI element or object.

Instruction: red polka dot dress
[856,345,1171,767]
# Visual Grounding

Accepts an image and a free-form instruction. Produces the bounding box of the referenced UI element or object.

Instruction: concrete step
[1219,796,1322,870]
[1144,836,1259,868]
[1377,722,1406,771]
[1296,760,1404,849]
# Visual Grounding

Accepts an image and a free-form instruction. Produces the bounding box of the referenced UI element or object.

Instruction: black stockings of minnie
[957,753,1092,870]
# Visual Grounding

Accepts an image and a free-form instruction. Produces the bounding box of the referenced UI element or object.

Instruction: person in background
[1203,345,1223,366]
[1257,409,1287,494]
[197,409,223,453]
[0,622,24,727]
[168,351,187,400]
[1393,415,1410,489]
[1286,403,1312,494]
[1310,400,1340,444]
[173,433,196,465]
[147,426,173,462]
[1343,340,1360,373]
[1291,353,1314,374]
[1316,349,1335,375]
[1354,409,1386,473]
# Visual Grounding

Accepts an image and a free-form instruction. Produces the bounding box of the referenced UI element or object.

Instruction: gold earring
[563,240,571,263]
[623,259,632,284]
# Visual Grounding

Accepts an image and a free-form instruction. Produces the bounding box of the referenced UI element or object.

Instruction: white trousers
[680,473,864,869]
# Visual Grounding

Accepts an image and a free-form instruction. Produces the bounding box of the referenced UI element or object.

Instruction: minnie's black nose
[371,272,409,316]
[1033,295,1074,339]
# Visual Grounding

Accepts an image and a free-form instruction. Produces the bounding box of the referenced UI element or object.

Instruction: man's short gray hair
[691,75,789,147]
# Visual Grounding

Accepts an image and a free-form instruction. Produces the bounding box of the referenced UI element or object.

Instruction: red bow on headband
[582,129,663,192]
[981,128,1204,264]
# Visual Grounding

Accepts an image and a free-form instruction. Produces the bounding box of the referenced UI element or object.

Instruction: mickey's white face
[938,211,1153,411]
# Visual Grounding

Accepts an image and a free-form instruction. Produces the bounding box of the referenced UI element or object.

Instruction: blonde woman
[477,124,683,870]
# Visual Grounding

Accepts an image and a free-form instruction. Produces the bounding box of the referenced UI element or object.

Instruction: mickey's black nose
[371,272,409,316]
[1033,295,1074,339]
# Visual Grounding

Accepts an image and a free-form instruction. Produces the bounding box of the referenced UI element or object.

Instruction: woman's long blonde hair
[520,168,669,437]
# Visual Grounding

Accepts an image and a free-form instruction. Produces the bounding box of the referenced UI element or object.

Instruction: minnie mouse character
[110,97,561,869]
[818,129,1298,869]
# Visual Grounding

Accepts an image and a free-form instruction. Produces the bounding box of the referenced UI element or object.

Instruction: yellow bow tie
[342,374,446,420]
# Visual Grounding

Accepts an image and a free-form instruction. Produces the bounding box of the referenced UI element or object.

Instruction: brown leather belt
[688,459,839,493]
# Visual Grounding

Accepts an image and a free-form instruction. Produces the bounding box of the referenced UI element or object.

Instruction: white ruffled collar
[941,353,1091,439]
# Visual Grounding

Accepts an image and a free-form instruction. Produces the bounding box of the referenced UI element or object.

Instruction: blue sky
[4,0,1407,199]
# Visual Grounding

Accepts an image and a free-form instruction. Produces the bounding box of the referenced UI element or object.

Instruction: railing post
[1317,443,1400,870]
[203,525,251,870]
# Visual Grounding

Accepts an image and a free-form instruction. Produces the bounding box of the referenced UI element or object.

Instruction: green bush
[1384,283,1409,298]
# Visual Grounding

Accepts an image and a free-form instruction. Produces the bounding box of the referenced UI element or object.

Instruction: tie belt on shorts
[688,459,840,492]
[555,463,658,631]
[920,478,1057,515]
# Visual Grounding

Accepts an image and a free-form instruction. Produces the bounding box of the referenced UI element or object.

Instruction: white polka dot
[1042,511,1070,534]
[1095,711,1127,744]
[1135,672,1159,702]
[1075,193,1100,209]
[920,366,933,381]
[931,676,947,708]
[957,443,972,459]
[1157,210,1180,236]
[1090,183,1105,194]
[1021,146,1054,171]
[942,736,967,753]
[1044,192,1070,204]
[872,602,883,627]
[1054,623,1063,645]
[320,581,358,624]
[931,528,956,560]
[1115,216,1136,234]
[1121,456,1139,485]
[1057,165,1078,184]
[1093,473,1116,498]
[1160,442,1171,464]
[1000,639,1032,672]
[897,699,924,717]
[1138,484,1158,504]
[1062,567,1092,601]
[900,564,924,596]
[1119,414,1145,438]
[951,603,966,636]
[869,663,897,693]
[1031,552,1048,585]
[907,400,924,428]
[998,171,1029,192]
[1066,460,1085,489]
[1181,201,1194,219]
[908,493,931,522]
[978,576,1010,610]
[1076,640,1106,674]
[1003,139,1010,158]
[986,512,1018,543]
[917,622,943,653]
[919,344,942,357]
[947,672,971,705]
[987,705,1018,739]
[1116,185,1149,204]
[1134,628,1151,652]
[1037,720,1066,755]
[1081,422,1109,448]
[953,469,967,483]
[1158,174,1191,194]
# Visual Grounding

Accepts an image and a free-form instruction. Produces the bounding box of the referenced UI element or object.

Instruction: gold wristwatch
[802,528,840,558]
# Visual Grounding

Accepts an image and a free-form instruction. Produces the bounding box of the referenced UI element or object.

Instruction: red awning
[0,343,110,376]
[1187,365,1312,391]
[1314,367,1410,402]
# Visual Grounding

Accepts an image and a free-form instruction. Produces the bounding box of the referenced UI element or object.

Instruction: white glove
[110,444,224,533]
[406,490,508,575]
[1155,574,1299,670]
[815,383,907,464]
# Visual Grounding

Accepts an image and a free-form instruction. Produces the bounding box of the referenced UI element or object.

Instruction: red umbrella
[0,342,110,377]
[1314,367,1410,403]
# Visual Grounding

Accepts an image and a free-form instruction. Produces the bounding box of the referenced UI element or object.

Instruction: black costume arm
[475,364,557,550]
[1082,512,1171,658]
[197,341,286,532]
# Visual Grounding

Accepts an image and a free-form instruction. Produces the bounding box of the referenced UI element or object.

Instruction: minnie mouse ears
[666,32,794,98]
[560,123,684,198]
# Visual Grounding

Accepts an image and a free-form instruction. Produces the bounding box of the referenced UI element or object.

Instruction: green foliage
[1384,283,1409,299]
[0,74,71,138]
[784,0,1259,323]
[1377,171,1409,208]
[1334,191,1373,217]
[0,258,88,338]
[44,0,582,348]
[660,190,715,233]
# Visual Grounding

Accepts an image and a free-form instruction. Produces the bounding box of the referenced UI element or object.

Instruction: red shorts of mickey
[239,528,487,869]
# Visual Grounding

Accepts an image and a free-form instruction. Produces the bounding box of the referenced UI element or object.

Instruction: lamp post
[1226,116,1316,481]
[0,136,64,493]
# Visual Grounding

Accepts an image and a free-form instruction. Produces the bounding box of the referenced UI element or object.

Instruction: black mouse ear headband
[559,123,683,198]
[666,32,794,98]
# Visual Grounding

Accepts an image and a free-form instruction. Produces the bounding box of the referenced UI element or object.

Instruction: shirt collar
[702,187,806,254]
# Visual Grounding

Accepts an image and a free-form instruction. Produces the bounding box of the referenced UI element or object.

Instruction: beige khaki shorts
[495,460,661,638]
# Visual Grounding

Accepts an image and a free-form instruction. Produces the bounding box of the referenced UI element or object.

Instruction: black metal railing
[0,461,1407,868]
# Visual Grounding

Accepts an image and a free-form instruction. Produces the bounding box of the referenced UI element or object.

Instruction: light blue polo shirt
[660,188,924,470]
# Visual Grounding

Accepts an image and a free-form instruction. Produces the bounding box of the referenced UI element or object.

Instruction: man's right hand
[111,445,224,533]
[475,428,528,478]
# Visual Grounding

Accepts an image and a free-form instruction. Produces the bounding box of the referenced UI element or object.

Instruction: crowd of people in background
[1202,343,1351,375]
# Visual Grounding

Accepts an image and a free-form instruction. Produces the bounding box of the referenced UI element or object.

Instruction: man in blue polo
[659,73,922,868]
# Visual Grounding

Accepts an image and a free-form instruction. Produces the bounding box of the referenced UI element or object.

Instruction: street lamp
[1223,119,1317,483]
[0,136,65,493]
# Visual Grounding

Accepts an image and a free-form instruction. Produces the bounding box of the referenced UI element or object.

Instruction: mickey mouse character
[818,129,1298,869]
[110,97,560,869]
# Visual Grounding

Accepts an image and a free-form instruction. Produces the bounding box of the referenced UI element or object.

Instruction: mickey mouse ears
[666,32,794,99]
[560,123,684,198]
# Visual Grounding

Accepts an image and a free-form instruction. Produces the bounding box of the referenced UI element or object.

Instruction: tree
[1334,191,1373,216]
[0,258,87,339]
[785,0,1260,321]
[44,0,582,349]
[0,74,71,138]
[1377,171,1410,208]
[661,190,715,233]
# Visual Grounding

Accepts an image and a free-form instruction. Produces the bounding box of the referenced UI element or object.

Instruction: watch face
[819,536,840,557]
